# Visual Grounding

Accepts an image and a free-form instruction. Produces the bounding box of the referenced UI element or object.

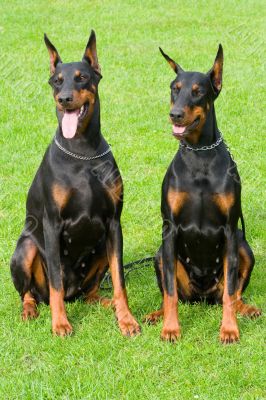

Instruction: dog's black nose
[170,109,185,121]
[58,95,73,105]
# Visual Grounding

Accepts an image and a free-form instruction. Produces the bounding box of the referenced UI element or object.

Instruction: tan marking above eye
[167,189,189,215]
[192,84,199,91]
[58,73,63,79]
[75,70,81,77]
[175,82,182,89]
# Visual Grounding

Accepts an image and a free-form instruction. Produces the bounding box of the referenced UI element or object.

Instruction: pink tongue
[173,125,186,135]
[62,110,79,139]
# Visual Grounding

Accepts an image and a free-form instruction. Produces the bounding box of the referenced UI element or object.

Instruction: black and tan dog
[10,31,140,337]
[145,45,261,343]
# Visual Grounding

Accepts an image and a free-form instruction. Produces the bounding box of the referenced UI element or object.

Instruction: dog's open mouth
[172,117,200,139]
[61,103,88,139]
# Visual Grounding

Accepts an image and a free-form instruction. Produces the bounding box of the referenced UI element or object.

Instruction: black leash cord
[123,256,155,270]
[100,256,155,290]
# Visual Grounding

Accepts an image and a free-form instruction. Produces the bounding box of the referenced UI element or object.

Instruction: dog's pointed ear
[159,47,184,75]
[44,34,62,75]
[83,30,102,77]
[207,44,223,96]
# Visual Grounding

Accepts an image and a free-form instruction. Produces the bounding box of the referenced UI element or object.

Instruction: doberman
[145,44,261,343]
[10,30,140,337]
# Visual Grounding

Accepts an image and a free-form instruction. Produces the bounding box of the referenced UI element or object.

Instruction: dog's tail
[240,209,246,240]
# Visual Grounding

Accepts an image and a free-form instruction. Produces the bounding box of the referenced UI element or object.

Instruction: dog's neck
[55,97,108,155]
[184,104,220,147]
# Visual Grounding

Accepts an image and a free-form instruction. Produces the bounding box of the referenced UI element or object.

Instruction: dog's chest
[57,174,113,244]
[170,153,232,275]
[61,173,113,217]
[178,223,225,272]
[174,156,231,227]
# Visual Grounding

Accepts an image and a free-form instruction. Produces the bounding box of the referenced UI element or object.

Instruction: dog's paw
[22,303,39,320]
[220,325,239,344]
[143,309,163,325]
[237,303,262,319]
[161,325,181,343]
[52,317,73,337]
[100,298,114,308]
[118,314,141,337]
[86,294,113,308]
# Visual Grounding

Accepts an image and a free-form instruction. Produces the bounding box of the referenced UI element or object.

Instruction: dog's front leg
[107,218,140,337]
[220,226,239,344]
[43,208,72,336]
[161,220,180,342]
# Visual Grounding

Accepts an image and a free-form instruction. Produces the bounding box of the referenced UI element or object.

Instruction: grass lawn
[0,0,265,399]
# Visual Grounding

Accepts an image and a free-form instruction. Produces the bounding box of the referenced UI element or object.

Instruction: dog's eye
[77,74,88,82]
[192,89,201,97]
[172,87,180,94]
[53,77,63,86]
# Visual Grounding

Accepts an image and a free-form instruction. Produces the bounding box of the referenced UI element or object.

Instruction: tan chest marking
[167,189,189,215]
[52,184,71,210]
[106,177,123,204]
[213,193,234,215]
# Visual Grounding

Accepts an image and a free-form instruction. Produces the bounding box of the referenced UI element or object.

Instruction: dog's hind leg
[143,251,164,324]
[235,236,262,318]
[11,237,39,319]
[84,254,113,308]
[10,236,44,320]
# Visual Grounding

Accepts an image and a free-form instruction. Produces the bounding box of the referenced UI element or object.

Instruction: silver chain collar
[54,138,112,161]
[179,135,223,151]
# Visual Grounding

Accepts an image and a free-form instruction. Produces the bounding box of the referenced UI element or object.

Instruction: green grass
[0,0,265,399]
